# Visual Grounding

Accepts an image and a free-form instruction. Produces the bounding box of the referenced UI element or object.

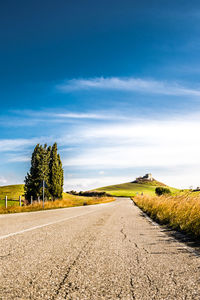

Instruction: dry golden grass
[132,191,200,237]
[0,193,115,214]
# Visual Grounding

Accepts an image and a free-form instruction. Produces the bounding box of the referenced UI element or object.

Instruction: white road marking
[0,209,99,240]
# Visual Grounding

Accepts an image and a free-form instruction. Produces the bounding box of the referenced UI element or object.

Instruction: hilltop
[94,174,179,197]
[131,173,166,187]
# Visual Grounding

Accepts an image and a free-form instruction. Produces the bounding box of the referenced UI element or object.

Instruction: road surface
[0,198,200,299]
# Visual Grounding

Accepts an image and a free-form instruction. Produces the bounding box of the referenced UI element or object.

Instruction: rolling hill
[94,177,179,197]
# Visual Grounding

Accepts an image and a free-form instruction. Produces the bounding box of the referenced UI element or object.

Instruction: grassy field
[0,185,115,213]
[95,181,179,197]
[0,184,24,199]
[0,184,24,207]
[132,191,200,238]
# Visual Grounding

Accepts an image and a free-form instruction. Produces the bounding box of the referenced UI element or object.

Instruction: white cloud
[57,77,200,96]
[0,136,54,153]
[0,109,129,132]
[62,113,200,189]
[53,112,113,120]
[63,117,200,167]
[64,176,131,192]
[0,138,38,152]
[12,110,125,121]
[7,155,30,162]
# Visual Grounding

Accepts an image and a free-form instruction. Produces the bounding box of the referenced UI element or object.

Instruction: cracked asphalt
[0,197,200,300]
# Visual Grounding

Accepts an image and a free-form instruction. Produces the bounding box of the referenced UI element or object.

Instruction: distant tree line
[68,190,112,197]
[24,143,64,202]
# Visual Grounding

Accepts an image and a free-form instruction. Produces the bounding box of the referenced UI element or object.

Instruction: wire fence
[0,196,45,208]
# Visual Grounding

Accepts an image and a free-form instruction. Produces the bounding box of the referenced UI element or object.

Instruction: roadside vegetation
[132,191,200,238]
[0,192,114,214]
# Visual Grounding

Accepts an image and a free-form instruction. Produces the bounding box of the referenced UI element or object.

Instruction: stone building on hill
[143,173,153,181]
[133,173,154,183]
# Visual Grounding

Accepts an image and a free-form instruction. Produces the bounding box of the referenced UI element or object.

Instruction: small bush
[155,187,171,196]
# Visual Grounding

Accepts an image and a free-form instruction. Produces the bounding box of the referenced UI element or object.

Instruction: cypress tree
[49,143,60,200]
[24,144,45,201]
[40,144,51,199]
[57,153,64,198]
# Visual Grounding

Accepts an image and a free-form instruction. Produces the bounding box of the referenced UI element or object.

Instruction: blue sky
[1,0,200,190]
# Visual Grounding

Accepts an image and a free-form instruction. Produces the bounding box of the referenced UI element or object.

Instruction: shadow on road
[138,210,200,257]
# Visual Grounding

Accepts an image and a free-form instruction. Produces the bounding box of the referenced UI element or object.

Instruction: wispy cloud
[64,176,132,191]
[0,139,36,152]
[0,137,49,152]
[61,113,200,189]
[57,77,200,97]
[7,155,30,162]
[53,112,116,120]
[8,109,126,124]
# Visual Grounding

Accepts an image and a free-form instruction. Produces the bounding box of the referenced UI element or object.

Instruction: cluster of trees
[24,143,64,202]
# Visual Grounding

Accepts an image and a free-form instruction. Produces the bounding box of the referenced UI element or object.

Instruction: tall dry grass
[132,192,200,237]
[0,194,115,214]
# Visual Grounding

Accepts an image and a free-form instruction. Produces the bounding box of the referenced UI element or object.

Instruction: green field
[94,181,179,197]
[0,184,24,207]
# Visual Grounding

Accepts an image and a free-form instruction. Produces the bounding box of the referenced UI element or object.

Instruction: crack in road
[120,228,127,241]
[130,272,136,300]
[146,274,152,287]
[51,238,94,300]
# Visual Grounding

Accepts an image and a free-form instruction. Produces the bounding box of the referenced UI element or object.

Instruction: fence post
[5,196,7,208]
[31,196,33,205]
[38,196,40,203]
[19,195,22,207]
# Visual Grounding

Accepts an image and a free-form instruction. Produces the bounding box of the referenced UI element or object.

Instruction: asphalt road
[0,198,200,300]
